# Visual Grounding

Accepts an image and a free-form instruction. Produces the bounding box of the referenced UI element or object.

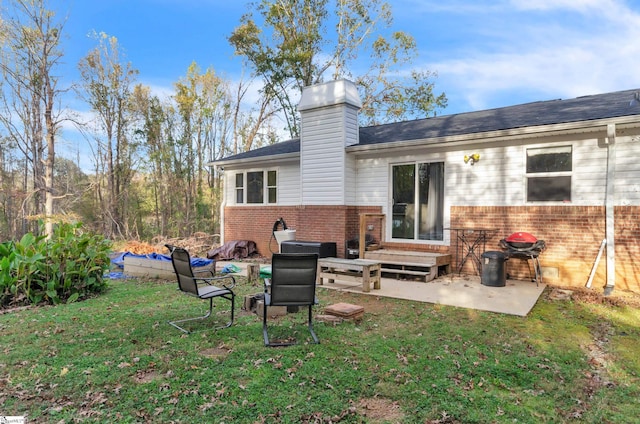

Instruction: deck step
[381,268,431,276]
[364,249,451,282]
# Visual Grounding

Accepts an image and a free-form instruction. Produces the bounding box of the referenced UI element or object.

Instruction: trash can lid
[482,250,507,259]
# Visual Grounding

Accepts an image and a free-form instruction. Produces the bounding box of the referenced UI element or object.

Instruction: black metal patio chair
[165,244,235,334]
[263,253,319,347]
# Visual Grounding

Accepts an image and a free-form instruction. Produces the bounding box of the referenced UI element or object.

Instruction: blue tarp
[220,264,241,274]
[106,271,129,279]
[111,251,213,269]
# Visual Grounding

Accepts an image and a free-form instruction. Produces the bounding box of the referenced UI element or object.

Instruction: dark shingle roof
[215,139,300,163]
[214,88,640,163]
[359,88,640,145]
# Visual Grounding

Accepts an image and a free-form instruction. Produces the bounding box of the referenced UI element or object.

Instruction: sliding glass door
[391,162,444,241]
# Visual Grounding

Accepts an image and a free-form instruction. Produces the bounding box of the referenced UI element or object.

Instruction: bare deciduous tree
[77,31,138,239]
[0,0,66,238]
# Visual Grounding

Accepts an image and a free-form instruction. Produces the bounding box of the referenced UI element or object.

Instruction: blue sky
[55,0,640,112]
[49,0,640,165]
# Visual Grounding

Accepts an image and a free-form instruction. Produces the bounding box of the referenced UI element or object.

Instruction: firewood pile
[120,232,221,257]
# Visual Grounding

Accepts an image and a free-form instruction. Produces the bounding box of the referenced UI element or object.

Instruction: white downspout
[217,165,226,246]
[604,124,616,295]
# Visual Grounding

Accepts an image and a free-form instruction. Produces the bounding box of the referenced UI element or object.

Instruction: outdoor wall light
[464,153,480,165]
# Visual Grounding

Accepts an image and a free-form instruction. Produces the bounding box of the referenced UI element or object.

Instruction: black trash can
[481,251,507,287]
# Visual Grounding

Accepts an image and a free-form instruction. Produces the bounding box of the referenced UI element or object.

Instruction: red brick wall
[225,204,640,292]
[614,206,640,292]
[224,206,298,256]
[451,206,640,292]
[224,205,382,259]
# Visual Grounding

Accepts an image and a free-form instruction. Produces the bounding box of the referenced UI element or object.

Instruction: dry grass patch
[548,286,640,308]
[133,369,160,384]
[356,396,405,423]
[200,345,232,359]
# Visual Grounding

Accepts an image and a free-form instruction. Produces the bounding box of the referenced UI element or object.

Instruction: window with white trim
[234,170,277,204]
[526,146,572,202]
[235,173,244,203]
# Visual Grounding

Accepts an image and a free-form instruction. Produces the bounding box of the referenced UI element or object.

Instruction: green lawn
[1,276,639,423]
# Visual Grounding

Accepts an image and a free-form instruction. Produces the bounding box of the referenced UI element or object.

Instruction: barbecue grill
[499,232,546,285]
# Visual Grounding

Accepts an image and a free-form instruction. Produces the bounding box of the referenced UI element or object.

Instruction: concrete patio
[220,261,547,317]
[318,274,546,317]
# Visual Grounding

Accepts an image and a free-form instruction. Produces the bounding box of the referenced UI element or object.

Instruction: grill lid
[500,232,546,254]
[505,232,538,244]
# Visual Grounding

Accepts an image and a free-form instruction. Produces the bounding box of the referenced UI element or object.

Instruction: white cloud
[145,81,176,102]
[418,0,640,112]
[509,0,618,13]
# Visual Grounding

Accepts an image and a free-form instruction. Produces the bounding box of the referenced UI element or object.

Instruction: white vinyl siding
[354,131,639,236]
[344,109,359,203]
[357,143,609,208]
[615,133,640,204]
[300,105,359,205]
[222,126,639,210]
[355,158,388,207]
[225,172,238,205]
[445,145,524,206]
[571,142,607,203]
[276,165,301,205]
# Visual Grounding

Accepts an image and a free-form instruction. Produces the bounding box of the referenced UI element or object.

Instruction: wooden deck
[363,250,451,282]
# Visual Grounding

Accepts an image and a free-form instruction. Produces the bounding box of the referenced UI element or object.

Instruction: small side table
[447,228,498,275]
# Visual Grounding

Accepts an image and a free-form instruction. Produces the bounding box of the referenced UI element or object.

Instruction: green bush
[0,222,112,307]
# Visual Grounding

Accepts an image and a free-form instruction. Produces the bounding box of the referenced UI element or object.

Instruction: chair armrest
[196,274,236,290]
[221,275,236,290]
[194,268,215,277]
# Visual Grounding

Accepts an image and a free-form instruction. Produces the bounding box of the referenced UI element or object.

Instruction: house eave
[347,116,640,154]
[207,152,299,169]
[207,115,640,165]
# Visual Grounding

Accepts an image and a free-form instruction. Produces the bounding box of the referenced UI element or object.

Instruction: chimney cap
[298,79,362,112]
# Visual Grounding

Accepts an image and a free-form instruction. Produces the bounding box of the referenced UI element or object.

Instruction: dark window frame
[525,145,572,203]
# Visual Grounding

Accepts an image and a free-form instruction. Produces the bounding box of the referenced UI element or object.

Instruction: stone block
[243,293,264,311]
[255,300,287,317]
[324,302,364,320]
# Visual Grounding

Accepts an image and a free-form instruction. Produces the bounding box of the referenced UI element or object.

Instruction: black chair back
[164,244,235,333]
[269,254,318,306]
[167,245,198,295]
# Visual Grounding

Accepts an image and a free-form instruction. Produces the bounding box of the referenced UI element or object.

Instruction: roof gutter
[219,183,227,245]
